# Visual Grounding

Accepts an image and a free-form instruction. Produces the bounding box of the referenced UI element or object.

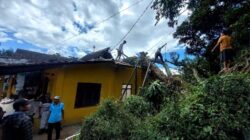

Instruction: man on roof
[116,40,127,61]
[154,43,167,64]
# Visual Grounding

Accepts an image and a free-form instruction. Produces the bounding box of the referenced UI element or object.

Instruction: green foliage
[80,98,161,140]
[152,0,186,27]
[129,119,164,140]
[181,57,215,84]
[123,95,150,119]
[141,80,167,111]
[80,100,135,140]
[233,48,250,66]
[202,74,250,133]
[152,0,250,74]
[80,73,250,140]
[153,73,250,139]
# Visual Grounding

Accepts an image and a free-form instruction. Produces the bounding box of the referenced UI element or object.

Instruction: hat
[13,98,29,111]
[54,96,60,99]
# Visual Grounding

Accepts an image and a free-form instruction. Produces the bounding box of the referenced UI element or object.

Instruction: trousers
[47,122,61,140]
[40,111,49,129]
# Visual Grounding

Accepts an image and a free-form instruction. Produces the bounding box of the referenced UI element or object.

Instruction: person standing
[26,98,35,123]
[1,99,33,140]
[212,30,233,71]
[0,106,5,120]
[116,40,127,61]
[38,94,51,134]
[154,43,167,64]
[47,96,64,140]
[0,107,6,139]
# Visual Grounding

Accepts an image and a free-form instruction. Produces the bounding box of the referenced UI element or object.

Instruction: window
[121,84,132,101]
[74,83,101,108]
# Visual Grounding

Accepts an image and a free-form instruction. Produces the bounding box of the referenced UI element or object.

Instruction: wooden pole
[141,62,151,88]
[120,60,140,101]
[135,67,138,95]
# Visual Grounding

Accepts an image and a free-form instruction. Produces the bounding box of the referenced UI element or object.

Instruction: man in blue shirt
[47,96,64,140]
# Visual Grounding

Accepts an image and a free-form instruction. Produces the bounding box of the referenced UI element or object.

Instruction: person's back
[2,98,33,140]
[156,47,161,54]
[218,35,232,52]
[2,112,32,140]
[212,30,233,71]
[0,107,5,140]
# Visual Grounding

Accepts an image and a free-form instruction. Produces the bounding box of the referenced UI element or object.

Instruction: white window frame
[121,84,132,101]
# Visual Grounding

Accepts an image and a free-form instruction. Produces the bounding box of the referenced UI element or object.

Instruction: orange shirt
[216,35,232,52]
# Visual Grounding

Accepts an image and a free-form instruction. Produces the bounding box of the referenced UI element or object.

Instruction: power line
[146,8,188,54]
[146,37,168,52]
[111,0,154,50]
[54,0,146,48]
[96,0,146,26]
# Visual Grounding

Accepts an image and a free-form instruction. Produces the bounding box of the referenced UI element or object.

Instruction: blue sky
[0,0,189,59]
[0,31,48,52]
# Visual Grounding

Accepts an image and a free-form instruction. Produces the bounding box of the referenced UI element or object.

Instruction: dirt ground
[33,124,81,140]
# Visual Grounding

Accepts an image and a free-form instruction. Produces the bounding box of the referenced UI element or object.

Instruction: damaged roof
[0,47,133,75]
[0,49,70,65]
[13,49,69,63]
[0,48,114,65]
[80,47,113,61]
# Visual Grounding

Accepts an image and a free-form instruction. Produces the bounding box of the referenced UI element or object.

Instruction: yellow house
[45,61,144,124]
[0,48,146,126]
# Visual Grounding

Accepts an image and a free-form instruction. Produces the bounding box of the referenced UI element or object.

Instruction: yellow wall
[46,63,144,125]
[0,76,4,98]
[7,76,16,97]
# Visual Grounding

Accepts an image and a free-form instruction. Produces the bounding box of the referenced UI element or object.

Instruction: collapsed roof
[0,49,70,65]
[80,47,113,61]
[0,47,133,75]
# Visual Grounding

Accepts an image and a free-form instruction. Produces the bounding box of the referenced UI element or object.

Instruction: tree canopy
[152,0,250,74]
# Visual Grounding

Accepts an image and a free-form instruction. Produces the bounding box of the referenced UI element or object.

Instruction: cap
[13,98,30,111]
[54,96,60,99]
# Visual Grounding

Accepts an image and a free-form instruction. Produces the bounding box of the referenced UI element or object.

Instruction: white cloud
[0,32,12,42]
[17,40,24,44]
[0,0,188,57]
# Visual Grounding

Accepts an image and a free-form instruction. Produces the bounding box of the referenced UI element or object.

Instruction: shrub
[141,80,168,112]
[154,73,250,140]
[129,119,164,140]
[79,100,135,140]
[79,73,250,140]
[123,95,151,119]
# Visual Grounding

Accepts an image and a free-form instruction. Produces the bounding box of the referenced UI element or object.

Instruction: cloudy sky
[0,0,188,58]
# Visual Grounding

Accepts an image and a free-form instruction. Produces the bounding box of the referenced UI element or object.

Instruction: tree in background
[152,0,250,73]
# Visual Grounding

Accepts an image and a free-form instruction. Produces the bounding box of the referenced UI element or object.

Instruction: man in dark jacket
[1,99,33,140]
[0,106,5,120]
[0,107,5,139]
